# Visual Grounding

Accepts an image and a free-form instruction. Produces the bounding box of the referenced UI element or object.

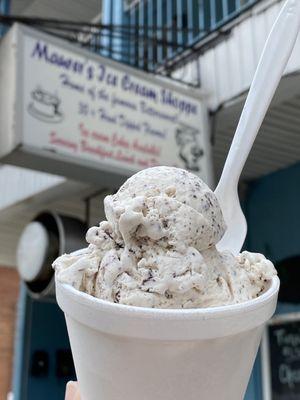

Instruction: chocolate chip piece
[142,270,154,285]
[114,290,121,303]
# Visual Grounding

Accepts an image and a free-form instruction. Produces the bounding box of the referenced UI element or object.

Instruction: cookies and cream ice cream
[54,166,276,309]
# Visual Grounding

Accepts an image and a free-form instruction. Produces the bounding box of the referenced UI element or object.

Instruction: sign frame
[261,312,300,400]
[0,23,213,188]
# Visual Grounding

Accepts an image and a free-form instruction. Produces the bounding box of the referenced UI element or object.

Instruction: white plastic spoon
[215,0,300,255]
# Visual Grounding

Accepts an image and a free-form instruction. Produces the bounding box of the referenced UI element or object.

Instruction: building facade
[0,0,300,399]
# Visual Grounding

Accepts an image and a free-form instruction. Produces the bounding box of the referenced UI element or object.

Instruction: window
[123,0,260,72]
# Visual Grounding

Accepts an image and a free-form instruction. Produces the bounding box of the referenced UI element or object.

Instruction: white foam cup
[56,275,279,400]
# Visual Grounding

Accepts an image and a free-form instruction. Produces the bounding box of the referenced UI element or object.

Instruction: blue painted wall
[12,285,75,400]
[245,162,300,263]
[244,161,300,399]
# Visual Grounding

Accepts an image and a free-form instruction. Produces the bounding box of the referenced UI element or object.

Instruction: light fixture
[17,211,87,298]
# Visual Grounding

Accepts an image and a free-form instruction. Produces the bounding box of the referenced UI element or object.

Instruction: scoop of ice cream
[54,243,276,308]
[53,166,277,309]
[104,166,226,252]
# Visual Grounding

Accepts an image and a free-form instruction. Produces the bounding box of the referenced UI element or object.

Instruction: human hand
[65,381,81,399]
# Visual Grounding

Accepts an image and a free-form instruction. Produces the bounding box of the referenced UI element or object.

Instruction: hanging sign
[262,313,300,400]
[0,24,212,186]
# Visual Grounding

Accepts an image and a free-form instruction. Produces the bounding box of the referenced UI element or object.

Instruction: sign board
[0,24,212,187]
[262,313,300,400]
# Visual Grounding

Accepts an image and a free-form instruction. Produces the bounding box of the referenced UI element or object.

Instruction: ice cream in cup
[54,167,279,400]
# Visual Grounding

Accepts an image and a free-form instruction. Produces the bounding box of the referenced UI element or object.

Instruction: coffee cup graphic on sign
[28,86,63,123]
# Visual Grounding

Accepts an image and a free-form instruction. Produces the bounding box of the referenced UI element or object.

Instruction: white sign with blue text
[1,24,212,186]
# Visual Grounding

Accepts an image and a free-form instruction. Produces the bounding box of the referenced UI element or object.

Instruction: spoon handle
[215,0,300,193]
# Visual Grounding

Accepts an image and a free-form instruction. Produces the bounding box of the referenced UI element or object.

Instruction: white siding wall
[0,165,65,210]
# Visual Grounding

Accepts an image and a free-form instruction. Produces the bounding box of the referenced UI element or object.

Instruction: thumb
[65,381,81,400]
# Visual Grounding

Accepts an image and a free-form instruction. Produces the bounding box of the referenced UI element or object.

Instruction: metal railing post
[148,0,154,71]
[156,0,163,64]
[0,0,10,37]
[0,0,262,76]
